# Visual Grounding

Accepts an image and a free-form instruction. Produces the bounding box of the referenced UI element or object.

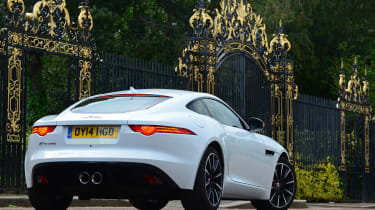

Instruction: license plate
[67,126,119,139]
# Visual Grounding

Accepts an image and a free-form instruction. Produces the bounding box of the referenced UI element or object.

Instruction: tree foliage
[88,0,375,99]
[1,0,375,125]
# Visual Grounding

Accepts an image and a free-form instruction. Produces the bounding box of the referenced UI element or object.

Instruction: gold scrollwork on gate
[79,46,93,60]
[270,58,298,157]
[8,31,23,46]
[7,0,25,15]
[213,0,270,53]
[0,28,6,54]
[207,66,215,95]
[272,83,283,142]
[206,40,217,94]
[6,47,23,142]
[24,35,80,56]
[0,41,5,55]
[7,0,25,26]
[269,20,292,55]
[78,4,94,41]
[189,6,213,37]
[79,60,92,100]
[340,109,346,171]
[286,84,294,159]
[25,0,73,38]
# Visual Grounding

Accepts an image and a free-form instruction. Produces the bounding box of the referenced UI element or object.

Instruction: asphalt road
[0,206,366,210]
[0,208,365,210]
[0,208,366,210]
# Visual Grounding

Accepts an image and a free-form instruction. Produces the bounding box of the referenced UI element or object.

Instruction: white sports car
[25,88,296,210]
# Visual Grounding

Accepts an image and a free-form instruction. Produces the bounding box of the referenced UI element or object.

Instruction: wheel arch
[207,141,225,167]
[279,152,290,162]
[193,140,225,188]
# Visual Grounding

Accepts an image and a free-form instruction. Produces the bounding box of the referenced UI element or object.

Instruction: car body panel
[225,125,267,187]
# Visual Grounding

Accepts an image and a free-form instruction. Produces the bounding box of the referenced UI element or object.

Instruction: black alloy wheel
[182,146,224,210]
[270,160,296,209]
[252,157,296,210]
[205,152,224,207]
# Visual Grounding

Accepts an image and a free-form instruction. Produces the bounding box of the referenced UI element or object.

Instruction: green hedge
[295,161,343,201]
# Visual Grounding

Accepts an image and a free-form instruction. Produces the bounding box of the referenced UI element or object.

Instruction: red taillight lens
[129,125,196,136]
[32,126,56,136]
[37,175,49,184]
[100,94,169,98]
[144,175,159,185]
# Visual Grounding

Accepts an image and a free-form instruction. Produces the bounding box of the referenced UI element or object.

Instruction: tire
[181,146,224,210]
[252,157,297,210]
[129,198,169,210]
[28,188,73,210]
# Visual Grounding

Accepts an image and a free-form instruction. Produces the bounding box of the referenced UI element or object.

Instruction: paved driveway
[0,207,366,210]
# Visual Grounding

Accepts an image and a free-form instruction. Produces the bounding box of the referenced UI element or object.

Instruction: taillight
[100,94,169,98]
[32,126,56,136]
[129,125,196,136]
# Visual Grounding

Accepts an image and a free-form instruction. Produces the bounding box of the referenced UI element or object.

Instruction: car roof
[95,88,213,99]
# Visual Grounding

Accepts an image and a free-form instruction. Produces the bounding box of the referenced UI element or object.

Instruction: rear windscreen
[71,96,170,113]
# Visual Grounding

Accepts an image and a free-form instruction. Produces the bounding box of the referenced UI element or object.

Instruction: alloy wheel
[269,162,296,209]
[204,152,223,207]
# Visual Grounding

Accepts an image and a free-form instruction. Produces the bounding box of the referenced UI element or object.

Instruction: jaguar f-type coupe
[25,88,296,210]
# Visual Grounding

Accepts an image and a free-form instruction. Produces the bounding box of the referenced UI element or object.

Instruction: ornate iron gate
[91,53,188,94]
[337,58,374,201]
[176,0,298,154]
[0,0,96,192]
[216,53,272,136]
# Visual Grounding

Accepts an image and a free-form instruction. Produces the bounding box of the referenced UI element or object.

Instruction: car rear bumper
[25,148,200,190]
[29,162,188,199]
[25,130,205,190]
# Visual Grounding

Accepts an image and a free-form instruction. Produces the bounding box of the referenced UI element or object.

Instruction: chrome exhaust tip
[79,172,90,185]
[91,172,103,185]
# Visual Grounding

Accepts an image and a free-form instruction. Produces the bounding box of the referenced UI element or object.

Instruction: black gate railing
[91,53,188,94]
[364,122,375,201]
[294,93,375,201]
[294,94,341,167]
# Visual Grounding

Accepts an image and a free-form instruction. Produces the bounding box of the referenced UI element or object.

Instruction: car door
[201,99,267,188]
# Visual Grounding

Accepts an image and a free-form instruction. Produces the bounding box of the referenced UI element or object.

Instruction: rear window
[71,95,170,113]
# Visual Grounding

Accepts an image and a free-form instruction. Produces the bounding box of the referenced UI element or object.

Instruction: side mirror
[248,117,265,132]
